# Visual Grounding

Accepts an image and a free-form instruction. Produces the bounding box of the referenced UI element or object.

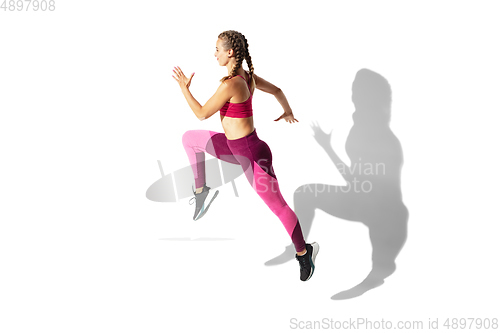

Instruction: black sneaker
[295,242,319,281]
[189,183,219,220]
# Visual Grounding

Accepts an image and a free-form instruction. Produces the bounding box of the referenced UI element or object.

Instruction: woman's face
[214,39,231,66]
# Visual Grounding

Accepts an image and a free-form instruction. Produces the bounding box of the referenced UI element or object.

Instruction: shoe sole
[305,242,319,281]
[194,190,219,221]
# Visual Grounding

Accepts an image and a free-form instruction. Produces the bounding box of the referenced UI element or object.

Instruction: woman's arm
[173,66,233,120]
[254,73,298,123]
[181,81,233,120]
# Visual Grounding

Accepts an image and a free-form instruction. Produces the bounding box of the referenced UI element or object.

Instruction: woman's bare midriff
[221,115,254,140]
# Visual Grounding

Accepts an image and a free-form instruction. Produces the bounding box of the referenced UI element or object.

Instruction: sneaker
[295,242,319,281]
[188,183,219,220]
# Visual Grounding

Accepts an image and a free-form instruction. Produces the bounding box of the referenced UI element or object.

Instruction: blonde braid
[240,33,254,88]
[218,30,251,84]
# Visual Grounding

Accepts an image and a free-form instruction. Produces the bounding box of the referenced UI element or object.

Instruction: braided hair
[218,30,255,88]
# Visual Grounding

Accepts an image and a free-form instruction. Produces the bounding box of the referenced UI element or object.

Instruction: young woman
[172,30,319,282]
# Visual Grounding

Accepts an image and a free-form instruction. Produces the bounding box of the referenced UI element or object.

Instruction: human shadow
[265,68,409,300]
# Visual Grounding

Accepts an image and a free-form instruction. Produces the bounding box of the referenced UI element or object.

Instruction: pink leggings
[182,128,306,252]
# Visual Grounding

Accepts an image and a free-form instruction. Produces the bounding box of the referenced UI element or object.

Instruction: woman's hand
[274,111,299,123]
[310,120,332,150]
[172,66,195,91]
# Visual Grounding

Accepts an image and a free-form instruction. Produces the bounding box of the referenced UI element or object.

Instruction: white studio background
[1,1,499,332]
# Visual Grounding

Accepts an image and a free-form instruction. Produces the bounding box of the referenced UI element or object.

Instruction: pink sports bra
[219,74,253,118]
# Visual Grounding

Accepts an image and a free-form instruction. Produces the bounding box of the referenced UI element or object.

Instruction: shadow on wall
[265,68,409,300]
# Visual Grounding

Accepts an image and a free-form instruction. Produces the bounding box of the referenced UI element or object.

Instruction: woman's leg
[226,130,306,253]
[253,158,307,254]
[233,133,319,281]
[182,129,240,189]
